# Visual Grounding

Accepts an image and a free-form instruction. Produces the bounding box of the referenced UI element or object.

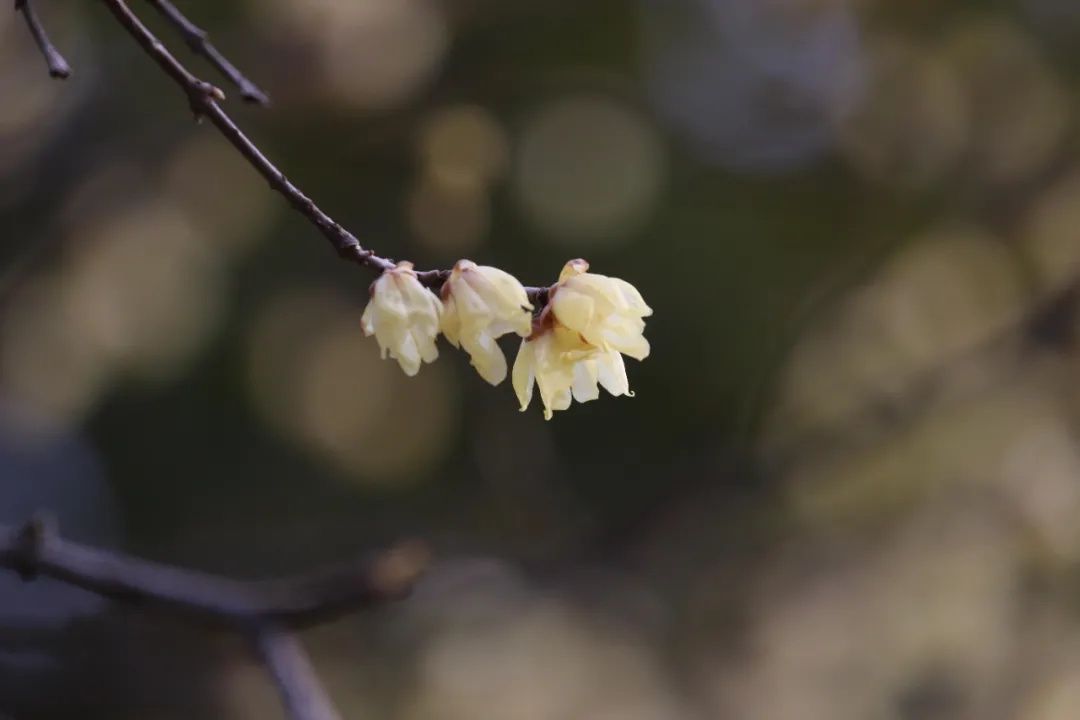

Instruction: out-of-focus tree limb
[255,624,344,720]
[0,516,429,720]
[15,0,70,78]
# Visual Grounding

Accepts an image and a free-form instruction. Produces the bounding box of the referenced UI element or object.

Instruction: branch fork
[1,516,429,720]
[187,78,226,118]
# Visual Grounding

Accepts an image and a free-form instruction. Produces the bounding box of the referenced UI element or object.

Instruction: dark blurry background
[5,0,1080,717]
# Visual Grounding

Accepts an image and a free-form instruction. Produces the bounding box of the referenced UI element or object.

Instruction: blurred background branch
[14,0,70,78]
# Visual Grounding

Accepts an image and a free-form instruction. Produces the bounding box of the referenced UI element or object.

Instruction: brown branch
[254,625,343,720]
[0,515,429,720]
[0,518,429,628]
[143,0,268,105]
[98,0,551,306]
[15,0,71,79]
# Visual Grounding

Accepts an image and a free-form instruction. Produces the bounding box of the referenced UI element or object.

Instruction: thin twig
[97,0,550,305]
[144,0,268,105]
[15,0,71,79]
[254,625,343,720]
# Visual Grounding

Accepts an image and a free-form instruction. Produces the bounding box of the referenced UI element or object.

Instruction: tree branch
[15,0,71,79]
[12,1,556,716]
[144,0,269,105]
[97,0,550,306]
[0,516,429,720]
[254,625,343,720]
[0,518,429,628]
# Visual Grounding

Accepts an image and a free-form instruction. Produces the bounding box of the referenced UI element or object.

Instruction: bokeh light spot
[263,0,448,111]
[837,38,967,189]
[162,136,276,259]
[247,289,457,487]
[1024,170,1080,294]
[767,226,1025,448]
[515,95,665,245]
[408,174,490,258]
[941,19,1069,185]
[418,105,510,188]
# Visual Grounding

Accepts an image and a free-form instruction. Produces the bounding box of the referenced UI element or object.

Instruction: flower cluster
[361,259,652,419]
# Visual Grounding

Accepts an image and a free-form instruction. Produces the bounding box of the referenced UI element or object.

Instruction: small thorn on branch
[145,0,269,105]
[15,0,72,79]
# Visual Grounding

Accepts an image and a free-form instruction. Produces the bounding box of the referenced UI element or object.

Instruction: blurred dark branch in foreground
[257,625,346,720]
[0,516,429,720]
[15,0,70,78]
[144,0,269,105]
[0,518,429,627]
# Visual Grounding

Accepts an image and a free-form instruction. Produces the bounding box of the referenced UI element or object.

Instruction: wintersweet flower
[512,326,633,420]
[361,261,442,376]
[512,259,650,419]
[550,259,652,360]
[441,260,533,385]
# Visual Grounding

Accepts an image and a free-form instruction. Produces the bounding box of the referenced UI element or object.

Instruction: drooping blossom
[441,260,533,385]
[361,261,442,376]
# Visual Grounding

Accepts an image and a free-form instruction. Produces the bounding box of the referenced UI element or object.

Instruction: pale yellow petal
[415,327,439,365]
[375,275,410,321]
[395,331,422,376]
[546,387,572,418]
[453,275,492,325]
[474,265,533,313]
[440,293,462,347]
[360,301,376,337]
[571,359,600,402]
[596,350,631,397]
[610,277,652,316]
[464,332,507,385]
[444,261,534,383]
[604,327,650,361]
[558,258,590,283]
[551,287,596,337]
[512,338,535,411]
[363,264,442,376]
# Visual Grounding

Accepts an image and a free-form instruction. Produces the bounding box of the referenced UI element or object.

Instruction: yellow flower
[361,261,442,376]
[550,259,652,360]
[441,260,534,385]
[512,259,649,419]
